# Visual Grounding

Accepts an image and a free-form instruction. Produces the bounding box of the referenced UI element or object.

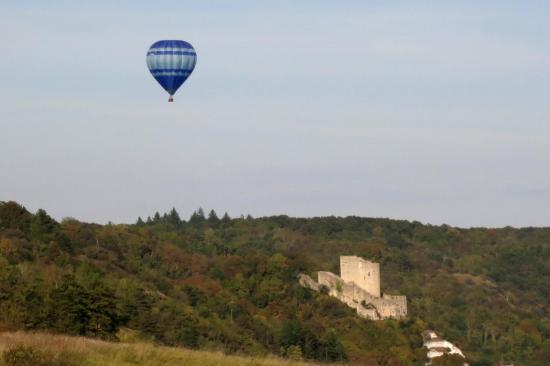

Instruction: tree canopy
[0,201,548,365]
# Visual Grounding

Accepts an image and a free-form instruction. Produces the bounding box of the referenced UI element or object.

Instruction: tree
[0,201,32,233]
[46,275,91,335]
[319,329,347,362]
[1,199,549,364]
[21,282,46,329]
[0,256,21,297]
[46,275,120,339]
[280,321,319,360]
[197,207,205,218]
[86,282,121,339]
[136,216,145,226]
[118,283,155,333]
[167,208,181,226]
[29,209,58,242]
[207,210,219,224]
[221,212,231,223]
[189,208,206,225]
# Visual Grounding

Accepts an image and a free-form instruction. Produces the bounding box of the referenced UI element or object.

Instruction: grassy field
[0,331,324,366]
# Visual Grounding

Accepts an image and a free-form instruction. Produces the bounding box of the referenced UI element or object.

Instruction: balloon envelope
[146,40,197,98]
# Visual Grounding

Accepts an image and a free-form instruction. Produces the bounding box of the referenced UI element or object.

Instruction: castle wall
[379,294,408,318]
[299,256,407,321]
[298,273,319,291]
[371,295,407,318]
[317,270,407,320]
[340,256,381,297]
[318,271,345,297]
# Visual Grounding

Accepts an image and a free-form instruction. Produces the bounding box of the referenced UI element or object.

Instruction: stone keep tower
[340,256,381,297]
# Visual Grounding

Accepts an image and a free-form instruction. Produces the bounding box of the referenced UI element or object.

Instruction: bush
[432,353,466,366]
[286,345,303,361]
[3,345,42,366]
[2,345,78,366]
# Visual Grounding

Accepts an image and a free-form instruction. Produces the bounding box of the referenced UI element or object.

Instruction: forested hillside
[0,201,549,365]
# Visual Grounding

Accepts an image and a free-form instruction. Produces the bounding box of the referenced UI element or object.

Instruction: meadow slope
[0,331,320,366]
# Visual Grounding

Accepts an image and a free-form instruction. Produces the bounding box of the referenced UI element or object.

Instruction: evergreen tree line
[136,207,252,227]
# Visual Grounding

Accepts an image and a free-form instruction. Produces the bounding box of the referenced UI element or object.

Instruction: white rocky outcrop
[422,330,468,365]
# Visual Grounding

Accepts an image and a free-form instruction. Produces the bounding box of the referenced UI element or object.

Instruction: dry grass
[0,331,322,366]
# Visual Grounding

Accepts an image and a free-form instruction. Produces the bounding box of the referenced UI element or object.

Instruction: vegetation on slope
[0,331,318,366]
[0,201,549,365]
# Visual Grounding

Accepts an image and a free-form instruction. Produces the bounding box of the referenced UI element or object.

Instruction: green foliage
[3,345,42,366]
[2,345,78,366]
[208,210,219,224]
[285,345,303,360]
[432,353,466,366]
[29,209,58,243]
[0,202,548,365]
[0,201,32,233]
[167,208,182,226]
[222,212,231,223]
[46,274,120,339]
[189,208,206,226]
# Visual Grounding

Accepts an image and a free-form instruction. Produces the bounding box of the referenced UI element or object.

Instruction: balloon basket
[168,96,174,102]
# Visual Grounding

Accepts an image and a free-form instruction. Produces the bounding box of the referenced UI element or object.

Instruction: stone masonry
[340,255,380,297]
[299,256,407,320]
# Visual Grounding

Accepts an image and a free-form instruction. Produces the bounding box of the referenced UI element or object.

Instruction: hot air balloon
[146,40,197,102]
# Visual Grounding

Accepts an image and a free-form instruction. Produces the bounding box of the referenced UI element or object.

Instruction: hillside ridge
[0,201,549,365]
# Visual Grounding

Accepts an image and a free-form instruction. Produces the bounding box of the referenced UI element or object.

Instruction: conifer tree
[168,208,181,226]
[197,207,205,219]
[46,274,120,339]
[207,209,219,224]
[189,207,206,225]
[30,209,58,242]
[136,216,145,226]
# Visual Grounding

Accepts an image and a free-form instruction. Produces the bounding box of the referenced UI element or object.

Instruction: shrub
[286,345,303,361]
[3,345,42,366]
[2,345,79,366]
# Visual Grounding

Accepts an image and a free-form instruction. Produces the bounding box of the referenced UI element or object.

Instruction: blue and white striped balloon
[146,40,197,102]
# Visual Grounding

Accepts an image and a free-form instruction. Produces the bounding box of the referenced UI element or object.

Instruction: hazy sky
[1,1,549,227]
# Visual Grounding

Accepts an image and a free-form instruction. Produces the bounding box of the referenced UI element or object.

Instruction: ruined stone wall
[298,273,319,291]
[356,304,379,319]
[318,271,371,316]
[317,270,407,320]
[299,256,407,320]
[381,294,407,317]
[340,256,381,297]
[318,271,346,298]
[318,271,357,308]
[371,295,407,318]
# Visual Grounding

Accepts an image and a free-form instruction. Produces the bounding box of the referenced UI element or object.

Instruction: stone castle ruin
[299,256,407,320]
